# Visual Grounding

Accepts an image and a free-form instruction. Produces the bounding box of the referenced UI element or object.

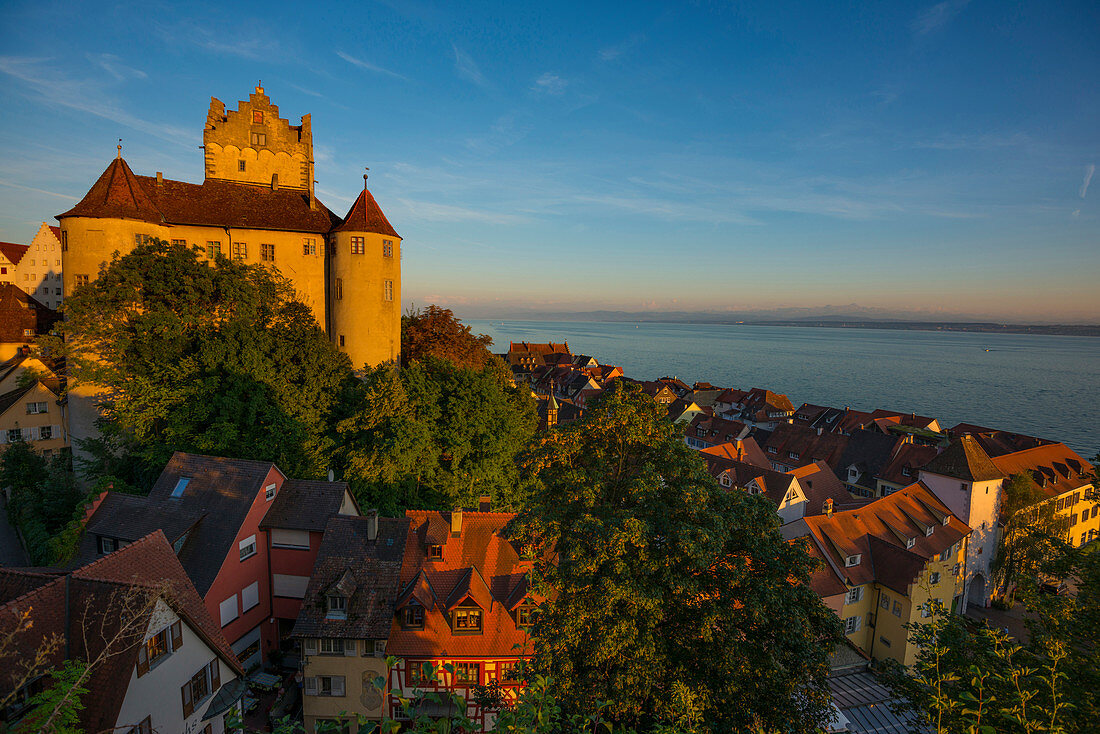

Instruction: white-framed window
[719,474,731,488]
[303,238,317,256]
[929,571,941,585]
[26,401,48,415]
[319,638,346,655]
[304,675,345,697]
[893,600,902,617]
[241,581,260,612]
[373,639,386,657]
[906,537,915,549]
[219,595,238,626]
[326,595,347,620]
[880,592,890,610]
[844,616,861,634]
[239,535,257,561]
[845,554,861,567]
[265,483,277,501]
[845,586,864,605]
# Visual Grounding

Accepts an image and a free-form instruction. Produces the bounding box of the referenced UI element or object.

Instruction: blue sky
[1,0,1097,321]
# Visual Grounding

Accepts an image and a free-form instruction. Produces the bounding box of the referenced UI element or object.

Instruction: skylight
[171,477,191,498]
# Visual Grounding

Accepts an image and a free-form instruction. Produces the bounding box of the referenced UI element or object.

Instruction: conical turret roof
[59,156,163,224]
[332,185,399,238]
[922,435,1003,482]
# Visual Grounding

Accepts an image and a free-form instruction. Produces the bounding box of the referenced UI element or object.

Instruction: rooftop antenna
[116,138,122,159]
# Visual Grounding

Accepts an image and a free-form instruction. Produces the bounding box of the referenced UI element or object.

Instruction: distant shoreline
[475,317,1100,337]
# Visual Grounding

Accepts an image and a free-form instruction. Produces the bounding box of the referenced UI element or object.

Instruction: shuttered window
[273,574,309,598]
[241,582,260,612]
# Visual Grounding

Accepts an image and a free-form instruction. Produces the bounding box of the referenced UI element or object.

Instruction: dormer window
[720,474,732,488]
[427,544,443,560]
[517,605,534,628]
[403,605,424,629]
[901,467,912,477]
[906,537,916,549]
[326,595,347,620]
[924,525,934,536]
[845,554,861,567]
[453,607,482,634]
[767,446,777,454]
[788,451,799,459]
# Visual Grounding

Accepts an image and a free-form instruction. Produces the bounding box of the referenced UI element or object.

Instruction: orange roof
[389,510,535,658]
[60,156,162,223]
[800,482,970,593]
[990,443,1093,500]
[922,435,1003,482]
[331,185,400,237]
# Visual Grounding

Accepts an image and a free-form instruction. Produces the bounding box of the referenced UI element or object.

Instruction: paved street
[966,602,1034,643]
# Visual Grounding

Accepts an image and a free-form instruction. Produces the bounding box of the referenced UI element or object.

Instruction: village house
[876,441,940,496]
[386,506,539,732]
[700,450,810,523]
[784,482,970,666]
[763,423,849,473]
[0,284,58,362]
[295,513,409,734]
[506,341,570,372]
[699,439,771,470]
[76,452,360,669]
[0,531,244,733]
[686,413,751,451]
[836,429,902,498]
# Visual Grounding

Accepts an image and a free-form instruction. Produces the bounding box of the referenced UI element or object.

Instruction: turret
[328,174,402,369]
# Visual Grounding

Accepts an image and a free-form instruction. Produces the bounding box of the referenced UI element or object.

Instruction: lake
[469,320,1100,459]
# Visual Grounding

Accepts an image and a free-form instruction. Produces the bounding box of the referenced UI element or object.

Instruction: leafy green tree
[402,304,495,370]
[1,445,83,565]
[53,239,352,478]
[992,473,1067,599]
[508,382,840,733]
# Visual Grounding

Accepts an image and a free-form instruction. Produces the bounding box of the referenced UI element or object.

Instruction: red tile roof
[788,462,863,515]
[331,186,400,237]
[0,284,58,343]
[59,157,340,233]
[990,443,1093,501]
[764,423,850,470]
[878,443,939,487]
[700,439,770,470]
[921,436,1003,482]
[389,511,535,658]
[0,532,241,733]
[0,241,28,266]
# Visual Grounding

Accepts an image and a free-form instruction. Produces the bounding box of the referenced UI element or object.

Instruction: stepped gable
[922,435,1003,482]
[331,186,400,237]
[59,156,163,223]
[0,241,28,265]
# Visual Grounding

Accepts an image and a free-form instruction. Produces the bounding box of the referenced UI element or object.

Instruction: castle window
[335,278,343,300]
[238,160,246,172]
[338,335,345,347]
[251,132,266,146]
[350,237,365,255]
[60,231,67,251]
[303,238,317,256]
[384,280,394,302]
[232,242,247,260]
[206,241,222,260]
[171,239,187,246]
[75,274,89,288]
[261,244,275,262]
[383,239,393,257]
[253,110,263,124]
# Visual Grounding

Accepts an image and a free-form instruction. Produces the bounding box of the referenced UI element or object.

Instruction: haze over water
[471,320,1100,459]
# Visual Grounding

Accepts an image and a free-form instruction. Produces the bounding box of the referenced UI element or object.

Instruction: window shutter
[304,677,318,696]
[344,640,357,656]
[136,644,149,677]
[304,638,317,655]
[332,676,345,696]
[170,621,182,651]
[181,682,193,717]
[209,659,220,690]
[27,427,38,441]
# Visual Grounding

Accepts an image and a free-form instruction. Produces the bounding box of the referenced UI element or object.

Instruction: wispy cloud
[465,112,532,154]
[396,198,528,225]
[154,19,285,61]
[599,34,645,61]
[912,0,971,36]
[0,56,196,147]
[1080,164,1095,199]
[0,179,78,200]
[336,51,410,82]
[87,54,146,81]
[532,72,568,95]
[453,44,489,87]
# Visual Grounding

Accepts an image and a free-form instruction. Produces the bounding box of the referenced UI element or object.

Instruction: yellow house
[785,481,970,666]
[0,380,67,455]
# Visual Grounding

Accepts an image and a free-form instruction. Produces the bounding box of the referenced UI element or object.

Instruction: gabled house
[666,397,706,425]
[506,342,570,370]
[387,508,538,732]
[295,513,409,733]
[762,423,849,473]
[784,483,970,666]
[788,462,866,517]
[0,378,67,455]
[0,531,244,733]
[0,283,59,361]
[699,438,771,470]
[77,452,358,668]
[656,376,693,398]
[835,429,901,497]
[701,451,808,523]
[877,442,939,496]
[735,388,797,429]
[686,413,750,451]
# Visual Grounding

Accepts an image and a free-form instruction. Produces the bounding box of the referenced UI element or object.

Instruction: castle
[57,84,402,450]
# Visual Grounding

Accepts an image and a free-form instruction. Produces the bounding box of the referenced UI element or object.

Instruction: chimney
[825,498,834,518]
[156,171,163,185]
[327,468,335,481]
[366,509,378,541]
[478,495,491,512]
[451,507,463,535]
[271,173,278,190]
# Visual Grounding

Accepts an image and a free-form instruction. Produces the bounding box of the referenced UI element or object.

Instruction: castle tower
[203,83,316,206]
[328,176,402,369]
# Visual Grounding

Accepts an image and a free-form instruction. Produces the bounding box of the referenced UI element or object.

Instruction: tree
[507,382,841,733]
[402,305,495,370]
[53,239,352,479]
[334,356,537,513]
[1,444,84,565]
[992,473,1067,600]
